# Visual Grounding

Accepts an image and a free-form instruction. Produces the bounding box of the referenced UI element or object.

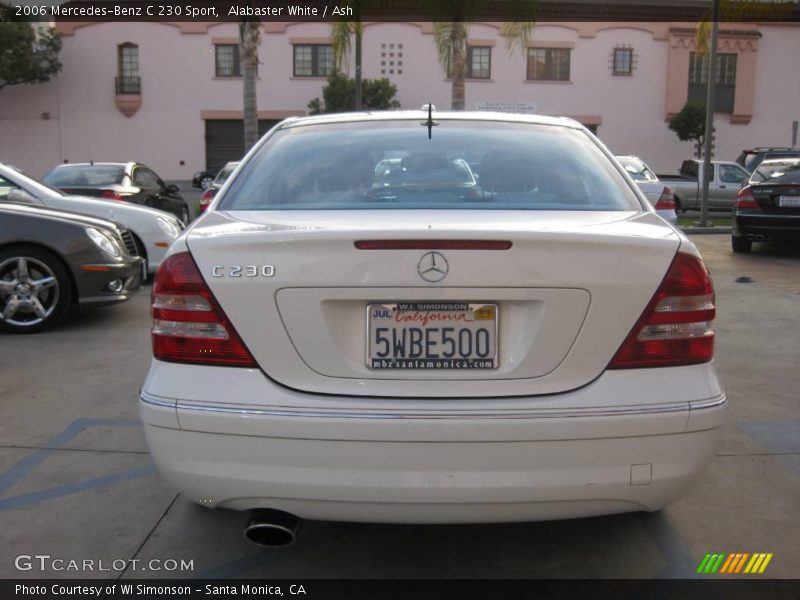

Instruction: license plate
[778,195,800,207]
[367,302,498,370]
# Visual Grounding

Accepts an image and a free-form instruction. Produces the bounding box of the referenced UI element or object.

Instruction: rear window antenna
[421,103,438,140]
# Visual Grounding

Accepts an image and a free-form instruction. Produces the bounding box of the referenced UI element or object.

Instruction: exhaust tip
[244,509,301,547]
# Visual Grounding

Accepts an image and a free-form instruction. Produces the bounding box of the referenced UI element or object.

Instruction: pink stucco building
[1,19,798,179]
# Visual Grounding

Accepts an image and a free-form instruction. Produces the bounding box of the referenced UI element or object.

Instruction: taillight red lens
[608,252,715,369]
[198,189,216,213]
[100,190,125,201]
[735,186,759,209]
[151,253,256,367]
[654,186,676,211]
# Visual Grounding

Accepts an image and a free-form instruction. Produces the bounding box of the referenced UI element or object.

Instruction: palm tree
[239,19,260,152]
[432,2,538,110]
[331,2,367,109]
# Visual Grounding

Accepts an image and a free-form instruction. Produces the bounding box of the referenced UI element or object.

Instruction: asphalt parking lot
[1,234,798,580]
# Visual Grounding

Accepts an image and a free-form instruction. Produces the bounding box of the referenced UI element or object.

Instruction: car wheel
[200,176,214,190]
[0,246,72,333]
[731,235,752,254]
[673,196,687,213]
[180,205,190,225]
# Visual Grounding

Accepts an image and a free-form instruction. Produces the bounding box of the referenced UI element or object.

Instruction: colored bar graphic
[744,554,759,573]
[734,553,749,573]
[758,554,773,573]
[710,553,726,573]
[704,554,719,573]
[720,554,735,574]
[720,554,736,574]
[726,554,740,573]
[697,554,713,573]
[700,552,774,575]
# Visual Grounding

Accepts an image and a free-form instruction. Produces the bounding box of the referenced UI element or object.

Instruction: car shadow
[170,502,688,579]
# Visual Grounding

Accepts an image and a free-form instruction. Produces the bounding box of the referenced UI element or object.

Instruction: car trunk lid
[186,210,680,398]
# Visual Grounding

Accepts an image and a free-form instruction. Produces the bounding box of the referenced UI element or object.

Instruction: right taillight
[151,252,256,367]
[735,186,759,210]
[654,186,676,211]
[609,252,715,369]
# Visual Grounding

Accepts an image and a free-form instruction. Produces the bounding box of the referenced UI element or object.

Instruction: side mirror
[166,184,180,194]
[7,189,42,205]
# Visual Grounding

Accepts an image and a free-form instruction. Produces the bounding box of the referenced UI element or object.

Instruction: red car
[199,161,239,213]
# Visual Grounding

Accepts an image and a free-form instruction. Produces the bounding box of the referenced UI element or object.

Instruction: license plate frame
[366,302,499,370]
[778,195,800,208]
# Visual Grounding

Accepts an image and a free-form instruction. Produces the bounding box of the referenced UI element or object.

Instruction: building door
[204,119,280,172]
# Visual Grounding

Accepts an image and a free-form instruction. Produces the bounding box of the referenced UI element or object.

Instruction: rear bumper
[140,362,725,523]
[734,214,800,241]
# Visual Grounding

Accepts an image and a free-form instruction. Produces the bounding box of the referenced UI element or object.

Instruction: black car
[0,203,144,332]
[42,162,191,224]
[192,169,217,190]
[732,158,800,253]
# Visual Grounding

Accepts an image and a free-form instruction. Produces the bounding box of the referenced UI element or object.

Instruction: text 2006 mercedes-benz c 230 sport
[140,111,726,546]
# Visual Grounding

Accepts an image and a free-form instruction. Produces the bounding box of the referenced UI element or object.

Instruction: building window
[527,48,570,81]
[612,47,633,75]
[116,43,140,94]
[467,46,491,79]
[215,44,240,77]
[688,52,737,113]
[293,44,333,77]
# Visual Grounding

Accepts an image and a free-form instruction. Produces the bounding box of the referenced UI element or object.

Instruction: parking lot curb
[680,227,732,235]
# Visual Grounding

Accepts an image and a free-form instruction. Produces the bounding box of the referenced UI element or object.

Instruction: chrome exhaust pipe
[244,509,302,547]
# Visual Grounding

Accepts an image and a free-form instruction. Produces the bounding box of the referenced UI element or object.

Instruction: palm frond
[331,21,353,70]
[433,21,454,76]
[330,0,372,69]
[500,21,536,55]
[695,17,712,55]
[499,1,537,54]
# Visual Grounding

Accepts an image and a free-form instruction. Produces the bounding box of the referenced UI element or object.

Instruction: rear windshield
[740,152,761,172]
[742,152,800,173]
[214,163,239,186]
[617,157,658,182]
[220,120,640,211]
[43,166,124,187]
[751,161,800,184]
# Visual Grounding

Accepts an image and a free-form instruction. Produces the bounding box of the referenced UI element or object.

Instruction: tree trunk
[450,20,467,110]
[240,20,260,153]
[354,27,363,110]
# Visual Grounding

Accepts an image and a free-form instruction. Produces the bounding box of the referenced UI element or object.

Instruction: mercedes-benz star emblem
[417,251,449,283]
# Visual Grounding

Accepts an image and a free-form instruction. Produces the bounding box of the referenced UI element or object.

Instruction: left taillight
[199,189,215,213]
[735,186,760,210]
[608,252,715,369]
[100,190,125,201]
[151,252,256,367]
[654,186,676,212]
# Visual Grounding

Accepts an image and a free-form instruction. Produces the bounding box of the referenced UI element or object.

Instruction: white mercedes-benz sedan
[140,111,725,546]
